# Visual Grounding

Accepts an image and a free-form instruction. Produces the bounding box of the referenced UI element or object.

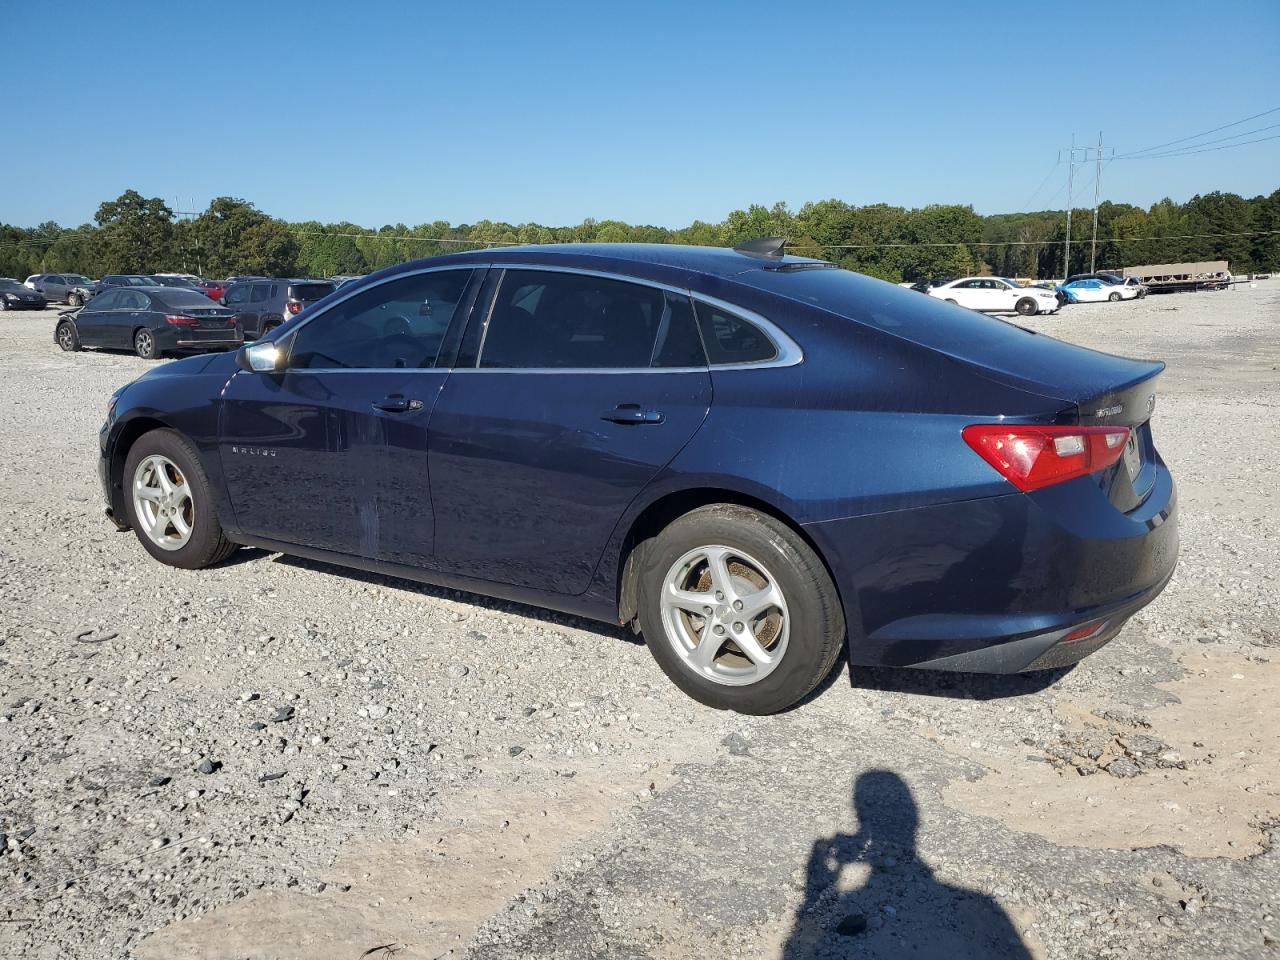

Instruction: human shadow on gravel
[782,770,1033,960]
[266,553,642,644]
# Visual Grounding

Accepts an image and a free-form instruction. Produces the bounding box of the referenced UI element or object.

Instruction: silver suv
[25,273,95,306]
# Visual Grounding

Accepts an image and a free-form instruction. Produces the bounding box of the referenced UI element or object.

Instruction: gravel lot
[1,283,1277,960]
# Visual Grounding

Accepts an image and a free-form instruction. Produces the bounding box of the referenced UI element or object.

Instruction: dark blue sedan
[98,242,1177,713]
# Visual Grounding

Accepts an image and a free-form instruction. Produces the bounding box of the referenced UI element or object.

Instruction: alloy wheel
[660,544,790,686]
[132,454,195,551]
[57,324,74,350]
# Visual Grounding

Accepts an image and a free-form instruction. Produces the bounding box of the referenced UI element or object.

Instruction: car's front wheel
[636,504,845,714]
[123,429,238,569]
[69,292,84,307]
[1015,297,1038,316]
[56,320,80,352]
[1108,292,1121,302]
[134,327,160,359]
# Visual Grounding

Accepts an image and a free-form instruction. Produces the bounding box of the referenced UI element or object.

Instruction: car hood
[132,350,237,383]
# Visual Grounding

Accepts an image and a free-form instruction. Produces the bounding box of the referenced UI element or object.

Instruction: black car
[147,275,203,290]
[221,278,336,338]
[55,286,242,359]
[90,275,157,299]
[0,279,47,310]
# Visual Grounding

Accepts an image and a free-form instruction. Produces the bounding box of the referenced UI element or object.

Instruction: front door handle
[373,395,424,413]
[601,404,664,425]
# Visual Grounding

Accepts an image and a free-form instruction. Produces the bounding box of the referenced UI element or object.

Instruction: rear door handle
[373,395,423,413]
[600,404,664,425]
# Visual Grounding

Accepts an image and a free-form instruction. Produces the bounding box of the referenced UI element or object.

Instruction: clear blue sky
[5,0,1278,229]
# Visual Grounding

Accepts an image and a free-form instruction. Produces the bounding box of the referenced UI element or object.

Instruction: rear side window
[693,301,777,365]
[289,282,335,301]
[291,269,473,370]
[92,290,124,310]
[479,270,704,370]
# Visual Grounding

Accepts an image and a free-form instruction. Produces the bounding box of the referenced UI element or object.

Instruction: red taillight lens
[962,424,1130,492]
[286,301,302,315]
[164,314,198,326]
[1062,621,1105,643]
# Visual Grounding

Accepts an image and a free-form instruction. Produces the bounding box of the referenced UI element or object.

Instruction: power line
[1119,105,1280,157]
[1115,133,1280,160]
[1020,161,1061,210]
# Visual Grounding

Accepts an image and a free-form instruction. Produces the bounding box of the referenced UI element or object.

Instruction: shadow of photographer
[782,769,1034,959]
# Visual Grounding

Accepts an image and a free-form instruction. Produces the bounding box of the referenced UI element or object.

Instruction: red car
[197,279,228,301]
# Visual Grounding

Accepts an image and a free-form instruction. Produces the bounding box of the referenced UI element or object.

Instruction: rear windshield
[0,280,24,292]
[157,289,220,309]
[289,282,335,301]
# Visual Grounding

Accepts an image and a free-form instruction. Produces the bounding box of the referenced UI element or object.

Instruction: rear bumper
[805,462,1178,673]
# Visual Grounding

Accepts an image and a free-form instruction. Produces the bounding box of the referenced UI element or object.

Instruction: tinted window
[291,269,473,370]
[157,289,217,310]
[693,301,777,365]
[224,284,249,305]
[120,290,151,310]
[289,282,335,301]
[0,281,24,292]
[249,283,269,303]
[480,270,699,370]
[92,290,124,310]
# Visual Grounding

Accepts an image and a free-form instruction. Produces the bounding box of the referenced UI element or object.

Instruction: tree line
[2,188,1277,283]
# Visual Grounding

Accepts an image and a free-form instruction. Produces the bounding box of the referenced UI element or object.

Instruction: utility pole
[1089,131,1103,272]
[1063,133,1076,281]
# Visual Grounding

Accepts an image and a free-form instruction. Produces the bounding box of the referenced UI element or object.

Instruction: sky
[4,0,1278,230]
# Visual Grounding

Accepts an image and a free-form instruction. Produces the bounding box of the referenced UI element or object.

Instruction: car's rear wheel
[56,321,80,352]
[1108,292,1121,302]
[134,327,159,359]
[123,429,238,569]
[636,504,845,714]
[1015,297,1038,316]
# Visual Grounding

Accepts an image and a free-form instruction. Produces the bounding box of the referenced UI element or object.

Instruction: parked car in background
[55,286,242,359]
[221,278,336,338]
[928,277,1060,315]
[97,242,1176,714]
[224,275,267,284]
[24,273,95,304]
[1061,279,1140,303]
[0,278,48,310]
[154,273,201,284]
[1064,273,1146,298]
[197,279,229,301]
[1029,281,1068,307]
[91,275,157,298]
[1121,276,1148,298]
[147,275,203,290]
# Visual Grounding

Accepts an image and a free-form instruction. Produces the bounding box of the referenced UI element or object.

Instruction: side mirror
[236,340,284,373]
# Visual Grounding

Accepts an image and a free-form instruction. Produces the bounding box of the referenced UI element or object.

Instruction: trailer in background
[1121,261,1231,294]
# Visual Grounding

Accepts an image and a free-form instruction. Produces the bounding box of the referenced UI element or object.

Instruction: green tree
[93,190,175,273]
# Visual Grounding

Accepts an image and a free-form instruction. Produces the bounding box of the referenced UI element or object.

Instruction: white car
[928,277,1060,316]
[1061,279,1140,304]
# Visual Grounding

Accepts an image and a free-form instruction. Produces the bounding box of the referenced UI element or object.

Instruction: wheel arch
[614,486,847,635]
[108,415,174,520]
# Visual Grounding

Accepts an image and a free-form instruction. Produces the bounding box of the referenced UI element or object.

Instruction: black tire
[56,320,81,352]
[260,319,280,336]
[134,327,160,360]
[1108,292,1121,302]
[635,504,845,714]
[122,429,238,569]
[1015,297,1037,316]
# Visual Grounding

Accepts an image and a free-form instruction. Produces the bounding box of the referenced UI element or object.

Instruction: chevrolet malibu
[98,242,1177,714]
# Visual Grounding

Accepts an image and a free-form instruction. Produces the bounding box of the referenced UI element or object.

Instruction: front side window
[479,270,703,369]
[290,269,473,370]
[249,283,269,303]
[693,300,777,365]
[224,284,249,305]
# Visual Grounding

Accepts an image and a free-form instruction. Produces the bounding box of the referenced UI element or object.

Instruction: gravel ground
[0,283,1277,959]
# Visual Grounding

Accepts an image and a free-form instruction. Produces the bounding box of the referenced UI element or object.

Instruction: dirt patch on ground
[134,767,664,960]
[941,650,1280,858]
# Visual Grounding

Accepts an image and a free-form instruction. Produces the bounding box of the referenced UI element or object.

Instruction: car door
[992,279,1020,312]
[426,266,712,595]
[113,289,149,347]
[76,289,120,343]
[222,283,252,334]
[218,268,482,558]
[247,281,272,336]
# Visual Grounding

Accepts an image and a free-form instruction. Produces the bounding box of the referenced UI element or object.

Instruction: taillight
[962,424,1129,492]
[286,301,302,315]
[164,314,198,326]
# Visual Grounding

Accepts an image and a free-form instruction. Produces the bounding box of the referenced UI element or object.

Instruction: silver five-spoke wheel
[660,544,790,686]
[132,454,194,551]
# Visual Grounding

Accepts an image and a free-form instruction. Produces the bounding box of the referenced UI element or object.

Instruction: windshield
[159,289,222,309]
[67,275,90,284]
[0,280,24,292]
